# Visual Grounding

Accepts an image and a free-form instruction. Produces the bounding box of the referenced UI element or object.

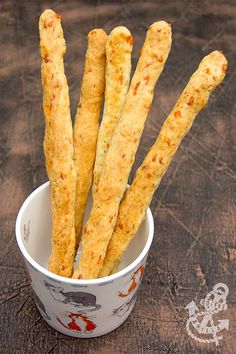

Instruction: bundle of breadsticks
[39,9,227,279]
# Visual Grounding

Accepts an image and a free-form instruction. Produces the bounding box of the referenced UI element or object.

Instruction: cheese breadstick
[74,29,107,250]
[73,21,172,279]
[93,27,133,195]
[39,9,76,277]
[100,50,227,277]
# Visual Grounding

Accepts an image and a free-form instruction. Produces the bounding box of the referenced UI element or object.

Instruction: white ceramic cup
[16,182,154,338]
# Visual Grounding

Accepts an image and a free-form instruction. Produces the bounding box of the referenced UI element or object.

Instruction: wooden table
[0,1,235,353]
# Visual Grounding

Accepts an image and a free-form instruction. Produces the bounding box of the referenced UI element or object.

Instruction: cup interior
[16,182,153,277]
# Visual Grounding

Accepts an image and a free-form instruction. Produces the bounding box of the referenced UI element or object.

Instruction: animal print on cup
[43,281,101,311]
[113,292,138,318]
[118,264,145,298]
[57,312,97,333]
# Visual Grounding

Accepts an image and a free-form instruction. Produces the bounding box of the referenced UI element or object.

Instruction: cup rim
[16,181,154,285]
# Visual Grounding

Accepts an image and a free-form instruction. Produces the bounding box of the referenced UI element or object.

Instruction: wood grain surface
[0,1,235,353]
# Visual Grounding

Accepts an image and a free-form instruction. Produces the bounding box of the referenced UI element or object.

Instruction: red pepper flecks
[205,68,211,74]
[164,138,171,146]
[188,96,194,106]
[44,21,53,29]
[222,63,227,74]
[174,110,181,118]
[55,13,61,20]
[159,157,163,164]
[44,54,49,63]
[54,81,60,89]
[133,81,140,95]
[152,154,157,162]
[126,35,133,45]
[144,103,152,111]
[119,75,124,84]
[47,102,52,111]
[144,75,150,84]
[118,223,123,230]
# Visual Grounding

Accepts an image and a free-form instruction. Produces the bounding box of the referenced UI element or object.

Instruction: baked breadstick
[73,21,172,279]
[93,27,133,195]
[39,9,76,277]
[74,29,107,249]
[100,50,227,277]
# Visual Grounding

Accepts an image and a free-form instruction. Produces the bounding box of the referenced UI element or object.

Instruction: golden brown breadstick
[73,21,172,279]
[39,9,76,277]
[100,50,227,277]
[74,29,107,250]
[93,26,133,195]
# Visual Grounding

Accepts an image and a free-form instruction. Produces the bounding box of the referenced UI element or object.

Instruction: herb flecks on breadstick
[39,9,76,277]
[100,50,227,277]
[73,21,172,279]
[74,29,107,250]
[93,27,133,195]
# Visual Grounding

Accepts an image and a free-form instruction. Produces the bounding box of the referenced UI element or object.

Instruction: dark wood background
[0,0,235,353]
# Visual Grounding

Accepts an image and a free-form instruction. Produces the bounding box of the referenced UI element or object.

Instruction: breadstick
[100,50,227,277]
[93,26,133,195]
[73,21,172,279]
[39,9,76,277]
[74,29,107,250]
